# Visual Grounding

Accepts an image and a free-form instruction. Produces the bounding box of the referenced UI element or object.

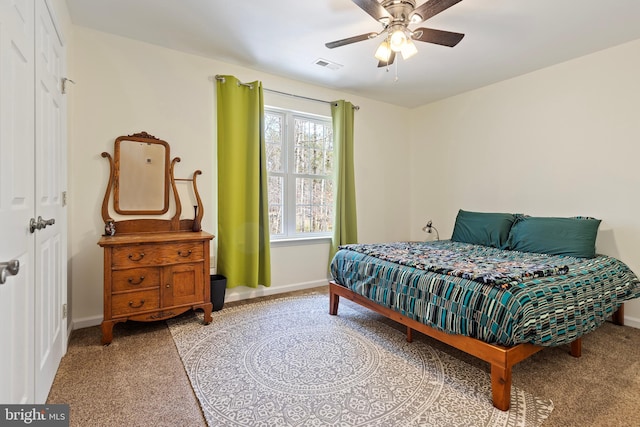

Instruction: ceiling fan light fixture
[325,0,466,69]
[389,28,407,52]
[400,38,418,59]
[374,40,392,62]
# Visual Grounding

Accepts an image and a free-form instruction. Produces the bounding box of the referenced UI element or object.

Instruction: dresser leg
[101,320,115,345]
[101,319,127,345]
[201,303,213,324]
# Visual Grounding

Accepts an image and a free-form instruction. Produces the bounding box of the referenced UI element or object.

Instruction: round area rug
[168,295,553,426]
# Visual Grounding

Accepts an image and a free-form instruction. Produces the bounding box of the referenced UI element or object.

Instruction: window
[265,107,334,240]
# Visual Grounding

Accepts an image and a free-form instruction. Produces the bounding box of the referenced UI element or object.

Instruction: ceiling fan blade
[377,51,396,68]
[412,28,464,47]
[352,0,392,21]
[326,32,377,49]
[411,0,463,23]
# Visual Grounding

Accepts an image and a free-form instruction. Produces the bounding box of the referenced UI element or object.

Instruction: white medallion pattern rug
[167,295,553,426]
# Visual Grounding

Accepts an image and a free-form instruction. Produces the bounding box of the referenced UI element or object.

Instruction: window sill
[270,236,332,248]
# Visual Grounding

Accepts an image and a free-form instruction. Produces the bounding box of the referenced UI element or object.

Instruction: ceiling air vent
[314,58,343,70]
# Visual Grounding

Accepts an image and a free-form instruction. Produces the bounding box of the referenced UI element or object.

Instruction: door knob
[29,216,56,233]
[0,259,20,285]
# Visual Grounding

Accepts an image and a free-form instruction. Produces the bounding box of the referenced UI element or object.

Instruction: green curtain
[329,100,358,263]
[216,75,271,288]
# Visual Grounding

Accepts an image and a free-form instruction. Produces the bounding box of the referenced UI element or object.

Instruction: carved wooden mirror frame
[101,131,204,234]
[113,133,170,215]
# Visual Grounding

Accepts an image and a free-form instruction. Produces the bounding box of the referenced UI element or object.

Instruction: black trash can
[210,274,227,311]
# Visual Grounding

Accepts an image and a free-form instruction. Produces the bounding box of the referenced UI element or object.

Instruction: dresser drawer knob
[128,276,145,285]
[128,299,145,308]
[177,250,192,257]
[128,253,145,261]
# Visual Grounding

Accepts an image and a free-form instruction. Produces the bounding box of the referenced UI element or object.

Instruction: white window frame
[265,106,334,243]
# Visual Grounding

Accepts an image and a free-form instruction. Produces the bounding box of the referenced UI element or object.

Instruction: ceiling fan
[325,0,465,67]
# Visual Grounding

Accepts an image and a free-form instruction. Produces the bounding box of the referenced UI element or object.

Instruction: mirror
[113,132,170,215]
[102,131,205,234]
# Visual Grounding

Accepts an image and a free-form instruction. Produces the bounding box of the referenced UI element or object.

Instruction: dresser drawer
[111,242,203,268]
[112,268,160,292]
[112,290,160,317]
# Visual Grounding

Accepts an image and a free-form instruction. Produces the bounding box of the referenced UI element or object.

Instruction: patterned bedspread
[331,240,640,346]
[339,242,569,289]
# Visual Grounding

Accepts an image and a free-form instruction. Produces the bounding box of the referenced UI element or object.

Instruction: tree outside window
[265,108,334,239]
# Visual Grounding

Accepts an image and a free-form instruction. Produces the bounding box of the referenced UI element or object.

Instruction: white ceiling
[65,0,640,108]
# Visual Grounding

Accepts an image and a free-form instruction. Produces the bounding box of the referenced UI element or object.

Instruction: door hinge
[62,304,67,319]
[62,191,67,207]
[61,77,75,94]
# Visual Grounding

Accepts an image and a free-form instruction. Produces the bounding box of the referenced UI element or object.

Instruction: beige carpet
[47,286,640,426]
[168,294,552,426]
[46,318,205,426]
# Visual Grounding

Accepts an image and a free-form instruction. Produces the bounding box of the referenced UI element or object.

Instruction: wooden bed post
[329,291,339,315]
[612,303,625,326]
[570,338,582,358]
[328,281,546,411]
[490,363,511,411]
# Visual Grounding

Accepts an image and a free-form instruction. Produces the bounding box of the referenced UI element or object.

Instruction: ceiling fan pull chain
[395,59,399,82]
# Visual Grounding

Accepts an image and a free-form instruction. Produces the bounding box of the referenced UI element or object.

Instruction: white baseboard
[72,315,103,330]
[70,290,640,332]
[623,315,640,329]
[70,280,329,331]
[66,322,74,344]
[223,279,328,303]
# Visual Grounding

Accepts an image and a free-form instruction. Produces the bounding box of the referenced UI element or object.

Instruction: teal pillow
[506,216,601,258]
[451,210,516,249]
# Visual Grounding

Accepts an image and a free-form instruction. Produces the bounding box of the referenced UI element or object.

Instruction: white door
[34,0,67,403]
[0,0,67,404]
[0,0,36,404]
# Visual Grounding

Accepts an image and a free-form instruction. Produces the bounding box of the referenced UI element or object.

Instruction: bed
[329,210,640,410]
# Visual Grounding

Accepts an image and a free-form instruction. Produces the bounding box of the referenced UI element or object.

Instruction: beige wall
[68,27,412,327]
[67,22,640,328]
[408,38,640,326]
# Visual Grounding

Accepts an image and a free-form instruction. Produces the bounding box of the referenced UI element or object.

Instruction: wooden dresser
[98,132,215,345]
[98,231,214,345]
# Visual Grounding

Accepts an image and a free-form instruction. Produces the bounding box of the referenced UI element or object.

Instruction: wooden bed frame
[329,281,625,411]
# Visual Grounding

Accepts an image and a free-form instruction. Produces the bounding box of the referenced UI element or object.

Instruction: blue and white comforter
[330,240,640,346]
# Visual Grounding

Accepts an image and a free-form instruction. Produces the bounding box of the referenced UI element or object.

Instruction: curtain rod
[214,75,360,110]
